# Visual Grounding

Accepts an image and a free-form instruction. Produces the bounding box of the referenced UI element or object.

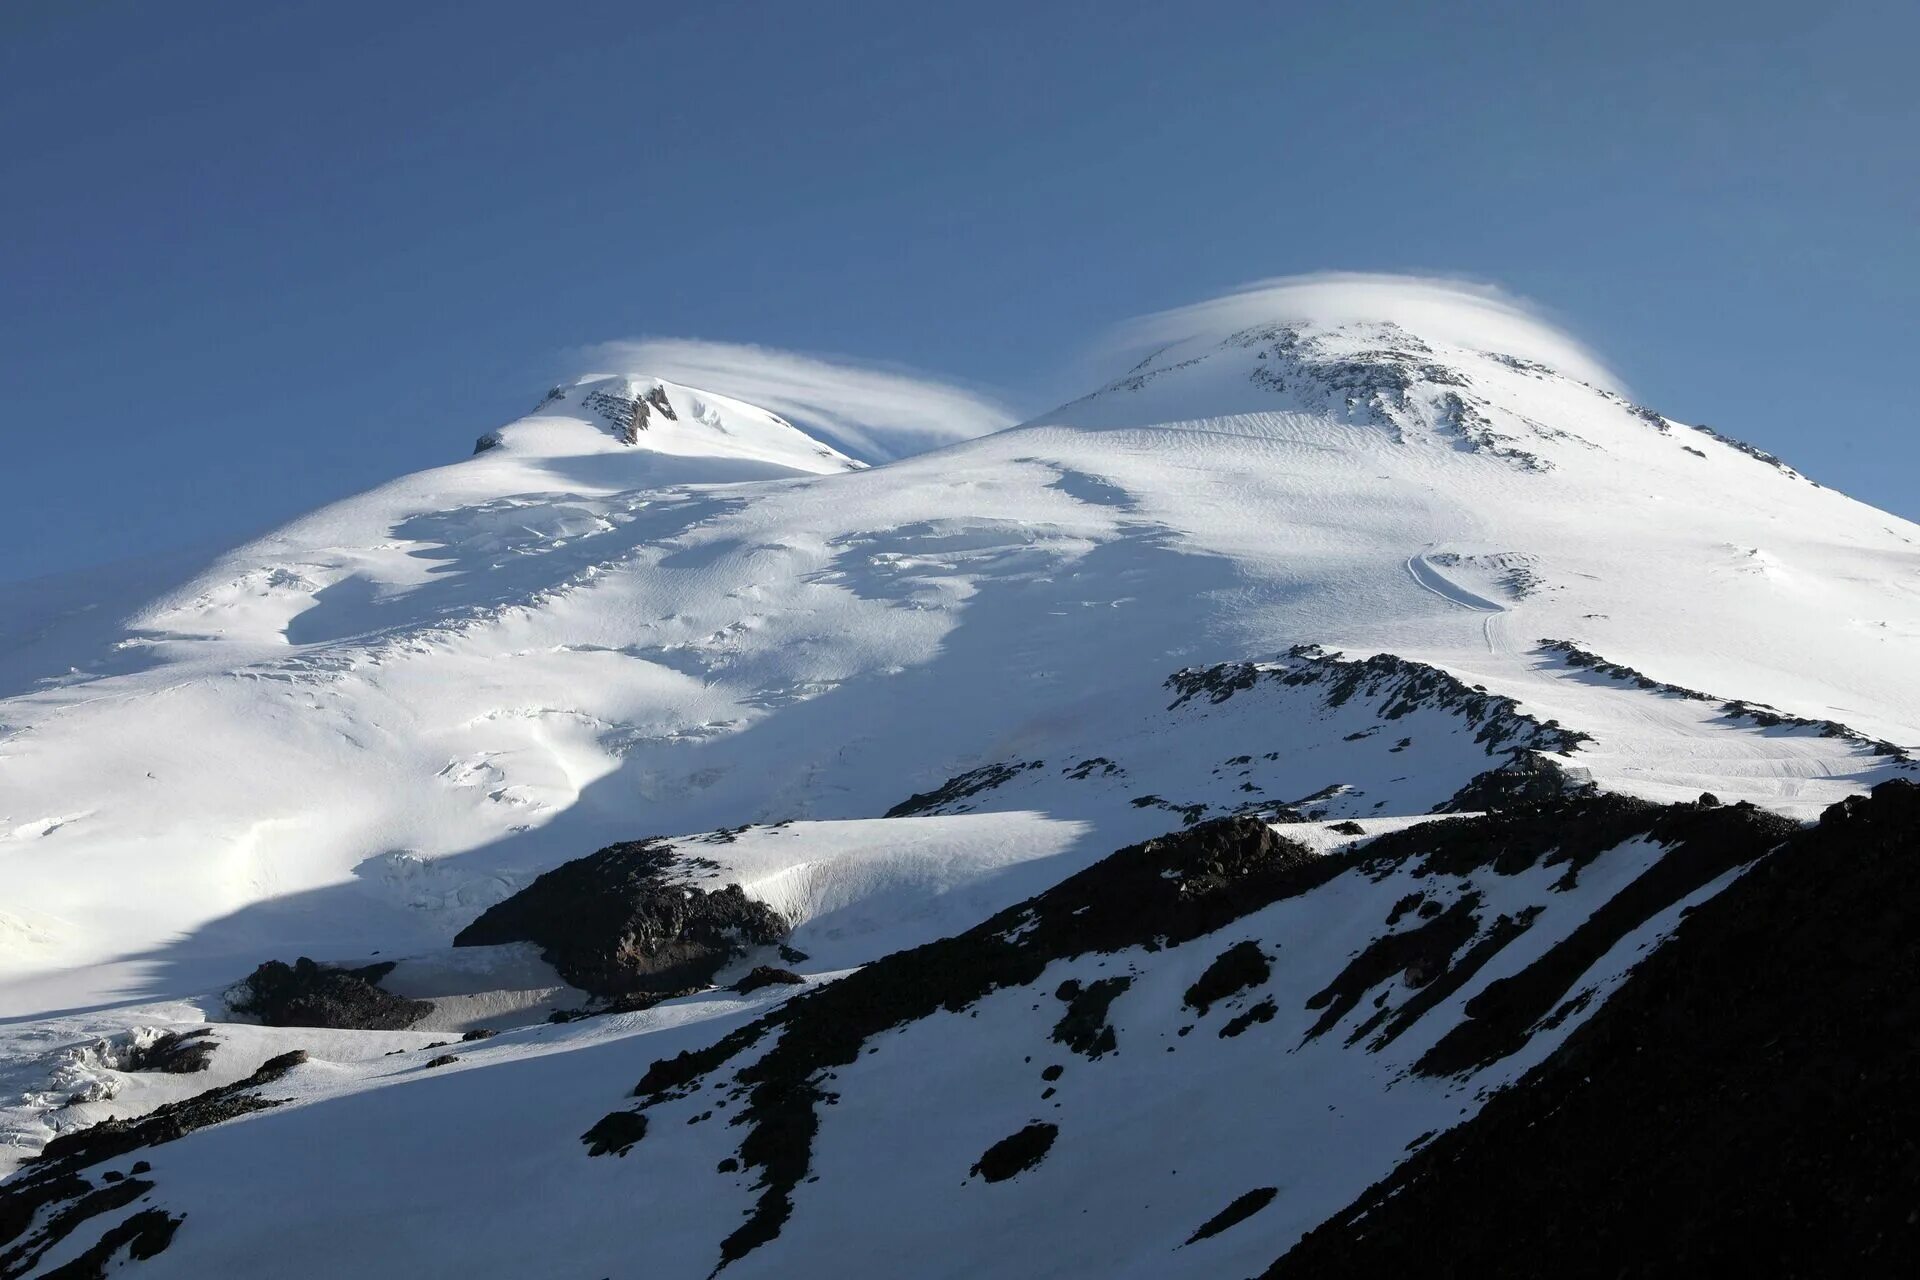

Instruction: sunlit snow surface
[1,305,1917,1273]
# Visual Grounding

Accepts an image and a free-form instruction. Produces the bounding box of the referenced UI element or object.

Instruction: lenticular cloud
[585,338,1017,464]
[1113,272,1624,392]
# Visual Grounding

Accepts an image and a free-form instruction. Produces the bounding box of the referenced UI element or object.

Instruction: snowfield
[0,280,1915,1276]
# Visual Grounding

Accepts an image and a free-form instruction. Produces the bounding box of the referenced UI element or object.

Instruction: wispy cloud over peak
[583,339,1017,464]
[1110,272,1624,392]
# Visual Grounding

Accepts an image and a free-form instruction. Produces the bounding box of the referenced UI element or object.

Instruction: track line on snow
[1404,550,1507,614]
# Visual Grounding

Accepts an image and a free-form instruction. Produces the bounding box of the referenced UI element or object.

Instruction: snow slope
[3,304,1914,1015]
[1,281,1917,1273]
[0,798,1811,1277]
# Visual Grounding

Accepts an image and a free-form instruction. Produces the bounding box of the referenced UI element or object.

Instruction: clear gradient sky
[3,0,1914,581]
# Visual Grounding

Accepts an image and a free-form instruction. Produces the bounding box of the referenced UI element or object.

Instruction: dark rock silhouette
[733,967,805,994]
[1266,779,1920,1278]
[229,958,431,1030]
[454,837,787,997]
[970,1123,1058,1183]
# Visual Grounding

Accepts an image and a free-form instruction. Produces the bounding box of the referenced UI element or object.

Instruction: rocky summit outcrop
[453,838,788,998]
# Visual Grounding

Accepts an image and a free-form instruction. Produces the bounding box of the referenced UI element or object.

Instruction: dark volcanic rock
[1183,940,1271,1015]
[970,1122,1058,1183]
[125,1028,217,1074]
[885,760,1044,818]
[624,816,1339,1273]
[453,838,787,997]
[1185,1186,1279,1245]
[733,967,805,994]
[1050,977,1130,1058]
[34,1051,309,1175]
[1166,645,1589,759]
[1539,638,1911,763]
[598,796,1813,1276]
[1303,895,1483,1042]
[1,1050,308,1273]
[1266,779,1920,1278]
[1218,997,1277,1038]
[38,1206,182,1277]
[229,957,431,1030]
[581,1111,648,1157]
[1413,798,1793,1076]
[1438,749,1592,812]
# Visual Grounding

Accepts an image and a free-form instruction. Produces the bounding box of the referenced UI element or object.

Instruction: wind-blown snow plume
[1109,272,1625,391]
[585,339,1016,463]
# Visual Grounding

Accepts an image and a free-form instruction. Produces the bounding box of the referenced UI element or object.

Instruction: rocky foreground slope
[3,783,1913,1277]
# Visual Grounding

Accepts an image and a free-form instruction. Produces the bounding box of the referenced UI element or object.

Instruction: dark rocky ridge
[0,1050,309,1278]
[7,784,1858,1277]
[1437,750,1592,811]
[36,1206,181,1279]
[611,816,1340,1272]
[454,837,788,998]
[1695,422,1812,482]
[1266,779,1920,1278]
[1540,638,1912,763]
[1324,793,1796,1067]
[1172,645,1595,815]
[596,793,1806,1274]
[889,644,1595,823]
[1302,893,1484,1042]
[885,760,1044,818]
[1167,646,1588,759]
[1413,795,1794,1076]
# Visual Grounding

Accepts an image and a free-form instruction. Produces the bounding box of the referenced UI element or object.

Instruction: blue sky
[3,0,1914,581]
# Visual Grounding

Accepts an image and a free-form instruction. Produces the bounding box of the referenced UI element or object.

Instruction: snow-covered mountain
[2,283,1916,1276]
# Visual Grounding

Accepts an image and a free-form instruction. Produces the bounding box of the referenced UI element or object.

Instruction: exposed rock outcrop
[453,838,787,998]
[0,1051,308,1277]
[610,816,1333,1272]
[732,967,804,994]
[970,1123,1058,1183]
[1266,779,1919,1277]
[1540,638,1912,763]
[124,1028,217,1074]
[229,958,431,1031]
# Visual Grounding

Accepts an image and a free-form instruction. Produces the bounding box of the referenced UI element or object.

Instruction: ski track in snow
[1404,548,1507,614]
